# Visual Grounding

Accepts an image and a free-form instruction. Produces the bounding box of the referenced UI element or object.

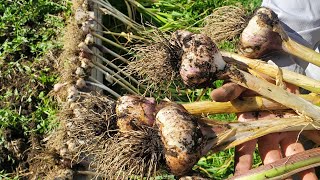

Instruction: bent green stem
[229,147,320,180]
[91,0,143,31]
[125,0,168,25]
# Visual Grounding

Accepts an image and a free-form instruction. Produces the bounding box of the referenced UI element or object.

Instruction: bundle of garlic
[128,29,320,125]
[123,24,320,178]
[91,95,317,178]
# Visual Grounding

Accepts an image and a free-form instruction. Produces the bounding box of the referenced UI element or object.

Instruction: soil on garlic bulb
[156,104,209,176]
[116,95,157,132]
[238,7,283,58]
[176,31,225,87]
[127,30,226,91]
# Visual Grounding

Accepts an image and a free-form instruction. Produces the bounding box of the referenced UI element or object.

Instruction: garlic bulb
[67,86,79,102]
[178,32,226,87]
[76,78,86,89]
[238,7,282,58]
[116,95,156,132]
[156,105,204,176]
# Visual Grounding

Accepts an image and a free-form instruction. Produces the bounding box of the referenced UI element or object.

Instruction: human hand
[210,82,317,180]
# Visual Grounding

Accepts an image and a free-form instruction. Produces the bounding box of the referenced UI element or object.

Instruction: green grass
[134,0,261,32]
[0,0,71,131]
[0,0,71,176]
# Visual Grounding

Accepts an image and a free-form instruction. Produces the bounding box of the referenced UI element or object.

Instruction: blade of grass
[92,0,144,31]
[125,0,168,25]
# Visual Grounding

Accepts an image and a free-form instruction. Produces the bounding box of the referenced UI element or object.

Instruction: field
[0,0,263,179]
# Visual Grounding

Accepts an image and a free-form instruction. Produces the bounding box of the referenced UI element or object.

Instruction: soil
[0,128,28,173]
[0,0,93,178]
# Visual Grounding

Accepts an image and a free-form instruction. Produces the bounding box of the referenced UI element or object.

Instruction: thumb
[210,82,246,102]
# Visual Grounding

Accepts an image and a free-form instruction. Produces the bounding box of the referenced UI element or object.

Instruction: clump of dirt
[27,150,72,179]
[0,127,28,173]
[203,6,247,43]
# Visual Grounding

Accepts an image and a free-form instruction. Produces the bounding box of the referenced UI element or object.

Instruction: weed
[0,0,71,176]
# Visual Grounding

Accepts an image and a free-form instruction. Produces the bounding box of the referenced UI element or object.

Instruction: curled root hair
[203,6,247,43]
[90,126,165,179]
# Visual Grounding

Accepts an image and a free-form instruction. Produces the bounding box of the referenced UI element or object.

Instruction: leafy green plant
[0,0,70,176]
[0,0,70,124]
[0,170,19,180]
[0,0,70,61]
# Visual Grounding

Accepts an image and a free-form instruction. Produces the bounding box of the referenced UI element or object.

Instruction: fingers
[280,132,305,157]
[302,130,320,145]
[258,133,283,165]
[286,83,300,94]
[234,112,258,175]
[279,132,317,180]
[210,77,299,103]
[297,170,318,180]
[234,139,257,175]
[256,112,296,165]
[283,85,317,179]
[210,82,246,102]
